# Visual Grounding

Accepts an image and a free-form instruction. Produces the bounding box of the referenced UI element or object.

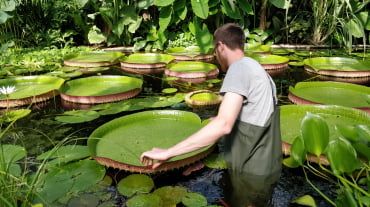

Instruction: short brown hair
[214,23,245,50]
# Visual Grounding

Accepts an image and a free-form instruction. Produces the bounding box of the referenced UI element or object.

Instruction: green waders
[223,105,282,207]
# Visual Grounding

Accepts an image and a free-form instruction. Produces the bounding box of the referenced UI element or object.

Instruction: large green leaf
[221,0,241,19]
[64,51,123,66]
[0,145,26,164]
[0,0,16,12]
[117,174,154,197]
[0,11,11,24]
[357,11,370,30]
[292,195,317,207]
[191,0,209,19]
[301,113,329,157]
[280,105,370,145]
[203,153,227,169]
[174,0,187,20]
[303,57,370,72]
[346,19,364,38]
[0,76,64,100]
[250,54,289,64]
[326,137,362,175]
[289,81,370,108]
[154,0,175,6]
[55,110,100,124]
[239,0,253,15]
[189,19,213,53]
[159,6,172,32]
[270,0,290,9]
[88,26,106,44]
[60,75,142,96]
[88,110,212,166]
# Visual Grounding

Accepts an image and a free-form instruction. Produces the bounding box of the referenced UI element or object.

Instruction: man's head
[213,23,245,71]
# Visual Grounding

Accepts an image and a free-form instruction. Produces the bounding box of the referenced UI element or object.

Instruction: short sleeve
[220,64,250,99]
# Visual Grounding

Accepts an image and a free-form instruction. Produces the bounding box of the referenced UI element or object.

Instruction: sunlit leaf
[282,157,300,168]
[355,124,370,143]
[154,0,175,6]
[346,19,364,38]
[36,145,90,166]
[292,195,317,207]
[88,26,106,44]
[55,110,100,124]
[191,0,209,19]
[126,194,163,207]
[326,137,362,175]
[203,153,227,169]
[290,136,306,165]
[153,186,188,206]
[301,113,329,157]
[270,0,290,9]
[335,124,358,143]
[159,6,172,32]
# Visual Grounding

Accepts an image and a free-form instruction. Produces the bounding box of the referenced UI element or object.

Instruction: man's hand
[140,148,170,169]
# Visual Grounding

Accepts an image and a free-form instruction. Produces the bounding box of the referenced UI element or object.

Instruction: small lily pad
[117,174,155,197]
[126,194,163,207]
[182,192,208,207]
[37,145,90,166]
[162,88,178,94]
[292,195,317,207]
[55,110,100,124]
[0,109,31,123]
[153,186,188,206]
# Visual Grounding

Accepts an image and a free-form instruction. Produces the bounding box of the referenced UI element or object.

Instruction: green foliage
[0,109,31,123]
[153,186,188,206]
[182,192,208,207]
[203,153,227,169]
[36,145,90,167]
[301,113,329,157]
[292,195,317,207]
[55,110,100,124]
[126,194,163,207]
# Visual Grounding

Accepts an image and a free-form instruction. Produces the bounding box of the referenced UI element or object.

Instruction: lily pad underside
[0,76,64,107]
[166,46,214,62]
[64,51,123,67]
[185,90,222,108]
[120,53,174,74]
[281,105,370,164]
[88,110,214,173]
[288,81,370,113]
[60,76,142,104]
[304,57,370,78]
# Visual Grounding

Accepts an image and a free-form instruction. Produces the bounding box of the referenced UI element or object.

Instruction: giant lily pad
[88,110,214,173]
[249,54,289,76]
[120,53,174,75]
[60,76,142,104]
[166,46,214,62]
[117,174,154,197]
[288,81,370,112]
[0,76,64,107]
[281,105,370,145]
[64,51,123,67]
[303,57,370,78]
[165,61,219,83]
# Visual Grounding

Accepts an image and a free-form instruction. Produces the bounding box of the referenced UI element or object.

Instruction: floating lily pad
[289,81,370,111]
[288,61,304,67]
[0,76,64,107]
[55,110,100,123]
[185,90,222,108]
[281,105,370,145]
[60,76,142,104]
[88,110,214,172]
[117,174,154,197]
[166,46,214,61]
[153,186,188,206]
[303,57,370,78]
[37,159,106,204]
[271,48,293,55]
[0,109,31,123]
[126,194,163,207]
[162,88,178,94]
[37,145,90,166]
[250,54,289,65]
[182,192,208,207]
[203,153,227,169]
[245,44,271,54]
[64,51,123,67]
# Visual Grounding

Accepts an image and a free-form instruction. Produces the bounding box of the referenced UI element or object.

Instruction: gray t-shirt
[220,57,277,127]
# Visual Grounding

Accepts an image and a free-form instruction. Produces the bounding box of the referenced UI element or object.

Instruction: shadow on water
[1,65,350,206]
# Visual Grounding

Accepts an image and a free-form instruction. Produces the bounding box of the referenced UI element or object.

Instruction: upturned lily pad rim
[0,75,64,107]
[288,81,370,110]
[303,57,370,78]
[185,90,222,108]
[88,110,214,173]
[64,51,123,67]
[167,61,217,72]
[121,53,174,64]
[59,75,142,104]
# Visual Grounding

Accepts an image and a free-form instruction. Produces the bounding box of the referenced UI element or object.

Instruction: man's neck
[226,49,245,67]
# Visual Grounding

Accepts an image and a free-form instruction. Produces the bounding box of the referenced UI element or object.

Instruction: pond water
[1,62,349,206]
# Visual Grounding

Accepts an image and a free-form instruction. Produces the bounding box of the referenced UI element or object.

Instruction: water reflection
[224,170,280,207]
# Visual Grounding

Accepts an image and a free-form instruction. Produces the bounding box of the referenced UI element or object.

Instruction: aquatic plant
[283,111,370,206]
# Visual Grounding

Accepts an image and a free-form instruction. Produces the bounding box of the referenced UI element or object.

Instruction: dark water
[2,66,349,206]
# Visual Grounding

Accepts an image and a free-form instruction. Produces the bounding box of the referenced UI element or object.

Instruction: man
[141,23,282,206]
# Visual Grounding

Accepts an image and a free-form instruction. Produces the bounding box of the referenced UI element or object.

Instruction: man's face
[214,42,228,72]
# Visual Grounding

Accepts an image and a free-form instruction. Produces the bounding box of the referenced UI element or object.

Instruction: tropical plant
[284,112,370,206]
